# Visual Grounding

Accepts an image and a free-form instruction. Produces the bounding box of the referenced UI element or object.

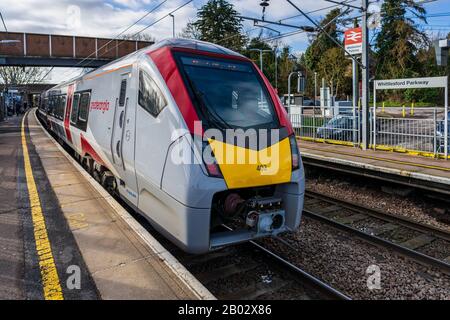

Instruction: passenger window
[78,92,90,122]
[60,95,66,118]
[138,70,167,117]
[58,96,63,119]
[119,79,127,106]
[70,94,80,124]
[54,96,61,119]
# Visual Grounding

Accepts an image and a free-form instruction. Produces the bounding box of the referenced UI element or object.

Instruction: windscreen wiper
[185,76,232,130]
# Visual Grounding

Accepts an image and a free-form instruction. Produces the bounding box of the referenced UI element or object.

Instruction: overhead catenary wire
[262,7,351,43]
[80,0,194,70]
[0,10,7,33]
[61,0,169,79]
[64,0,194,80]
[217,0,357,46]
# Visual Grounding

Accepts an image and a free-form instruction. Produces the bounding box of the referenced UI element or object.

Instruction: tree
[180,19,201,39]
[0,66,49,120]
[375,0,428,80]
[277,46,300,95]
[317,47,351,98]
[302,8,353,99]
[120,33,155,42]
[304,8,344,74]
[191,0,247,52]
[0,67,47,88]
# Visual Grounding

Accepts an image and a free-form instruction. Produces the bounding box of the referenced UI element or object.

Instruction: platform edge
[32,109,216,301]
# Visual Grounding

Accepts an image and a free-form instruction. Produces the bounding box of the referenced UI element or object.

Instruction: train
[37,38,305,254]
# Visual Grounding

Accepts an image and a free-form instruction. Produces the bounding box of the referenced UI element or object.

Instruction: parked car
[436,112,450,153]
[316,112,378,142]
[316,115,356,141]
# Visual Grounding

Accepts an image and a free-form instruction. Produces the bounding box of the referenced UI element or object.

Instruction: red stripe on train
[80,133,105,167]
[64,84,74,143]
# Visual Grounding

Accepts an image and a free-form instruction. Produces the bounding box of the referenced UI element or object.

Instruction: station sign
[344,27,362,56]
[374,76,448,90]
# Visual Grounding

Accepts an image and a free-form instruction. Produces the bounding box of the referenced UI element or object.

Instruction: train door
[110,72,138,205]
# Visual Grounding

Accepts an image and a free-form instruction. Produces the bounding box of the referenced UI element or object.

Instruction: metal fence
[290,106,449,159]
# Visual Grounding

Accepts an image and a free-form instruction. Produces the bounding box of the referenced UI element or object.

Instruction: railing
[290,106,449,159]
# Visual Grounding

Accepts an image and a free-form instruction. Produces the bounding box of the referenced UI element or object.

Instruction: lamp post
[249,48,272,74]
[274,46,278,90]
[169,14,175,38]
[288,71,302,115]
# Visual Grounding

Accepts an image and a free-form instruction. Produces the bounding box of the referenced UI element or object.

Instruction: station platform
[0,110,214,300]
[298,139,450,196]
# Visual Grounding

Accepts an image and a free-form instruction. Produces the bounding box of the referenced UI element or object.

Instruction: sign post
[345,27,362,145]
[361,0,370,150]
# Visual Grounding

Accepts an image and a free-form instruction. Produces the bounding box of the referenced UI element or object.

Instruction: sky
[1,0,449,82]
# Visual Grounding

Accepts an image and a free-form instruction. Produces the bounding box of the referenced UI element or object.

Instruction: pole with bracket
[445,78,448,159]
[361,0,370,150]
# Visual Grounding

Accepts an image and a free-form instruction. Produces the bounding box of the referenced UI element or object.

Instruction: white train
[38,39,305,253]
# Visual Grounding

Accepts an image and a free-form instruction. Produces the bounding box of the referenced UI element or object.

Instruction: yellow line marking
[21,113,64,300]
[298,137,450,172]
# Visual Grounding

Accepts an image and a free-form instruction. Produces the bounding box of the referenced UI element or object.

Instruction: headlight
[289,135,300,170]
[203,141,223,178]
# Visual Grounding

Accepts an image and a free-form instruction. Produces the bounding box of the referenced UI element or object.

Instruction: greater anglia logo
[90,101,110,113]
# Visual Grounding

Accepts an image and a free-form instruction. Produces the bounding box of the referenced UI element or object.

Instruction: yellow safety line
[298,137,450,173]
[21,113,64,300]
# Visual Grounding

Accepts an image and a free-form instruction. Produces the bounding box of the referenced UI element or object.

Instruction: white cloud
[0,0,344,82]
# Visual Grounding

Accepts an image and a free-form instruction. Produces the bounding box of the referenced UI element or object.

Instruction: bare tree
[180,19,201,39]
[0,66,48,87]
[120,33,155,42]
[0,66,50,120]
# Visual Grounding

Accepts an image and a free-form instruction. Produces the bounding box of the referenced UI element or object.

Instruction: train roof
[148,38,245,58]
[49,38,245,90]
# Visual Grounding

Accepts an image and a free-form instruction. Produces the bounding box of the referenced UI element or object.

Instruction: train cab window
[138,70,167,117]
[78,92,90,121]
[70,93,80,124]
[176,54,279,130]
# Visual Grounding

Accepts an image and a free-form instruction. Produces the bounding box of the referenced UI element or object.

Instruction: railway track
[39,116,348,300]
[172,239,350,300]
[304,190,450,274]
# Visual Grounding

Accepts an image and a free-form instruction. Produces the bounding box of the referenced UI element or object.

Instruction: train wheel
[101,171,116,195]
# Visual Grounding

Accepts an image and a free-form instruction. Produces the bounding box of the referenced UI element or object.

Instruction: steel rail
[306,190,450,241]
[249,240,352,300]
[302,196,450,274]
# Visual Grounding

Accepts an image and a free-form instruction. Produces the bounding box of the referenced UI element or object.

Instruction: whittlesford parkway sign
[374,76,448,90]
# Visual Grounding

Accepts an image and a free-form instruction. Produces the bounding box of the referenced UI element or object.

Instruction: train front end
[149,40,305,253]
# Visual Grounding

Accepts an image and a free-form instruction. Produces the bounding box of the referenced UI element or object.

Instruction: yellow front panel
[209,138,292,189]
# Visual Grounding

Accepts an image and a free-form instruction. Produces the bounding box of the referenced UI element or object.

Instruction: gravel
[305,171,450,233]
[417,239,450,261]
[261,218,450,300]
[181,246,325,300]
